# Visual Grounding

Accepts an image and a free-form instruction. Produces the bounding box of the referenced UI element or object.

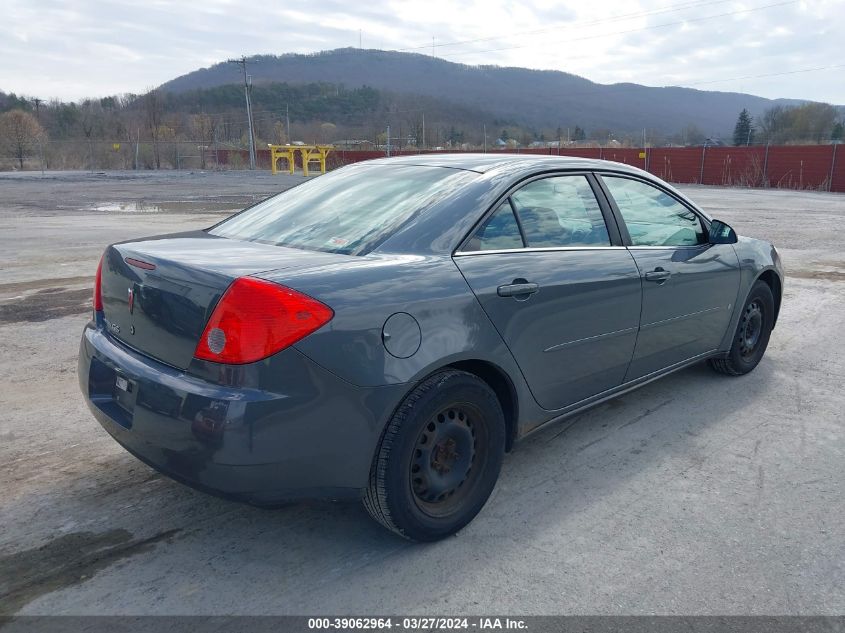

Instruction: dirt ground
[0,170,843,616]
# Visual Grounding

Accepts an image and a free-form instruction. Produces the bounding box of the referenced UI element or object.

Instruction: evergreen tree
[572,126,586,141]
[733,109,755,146]
[832,121,844,142]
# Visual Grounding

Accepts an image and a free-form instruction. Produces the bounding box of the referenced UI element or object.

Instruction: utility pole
[386,125,391,157]
[483,124,487,152]
[228,56,256,169]
[422,113,425,150]
[285,103,290,143]
[31,97,46,173]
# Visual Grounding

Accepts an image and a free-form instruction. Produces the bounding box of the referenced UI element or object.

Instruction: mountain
[160,48,810,137]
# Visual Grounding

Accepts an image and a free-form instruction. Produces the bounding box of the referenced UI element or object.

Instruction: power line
[440,0,798,59]
[684,64,845,87]
[399,0,737,53]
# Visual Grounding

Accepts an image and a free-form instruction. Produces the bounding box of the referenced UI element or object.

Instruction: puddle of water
[87,201,241,214]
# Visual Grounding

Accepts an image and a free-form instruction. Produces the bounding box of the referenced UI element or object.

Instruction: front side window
[510,175,611,247]
[210,164,478,255]
[602,176,706,247]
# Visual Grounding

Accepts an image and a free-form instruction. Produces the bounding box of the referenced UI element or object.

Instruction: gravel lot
[0,170,843,616]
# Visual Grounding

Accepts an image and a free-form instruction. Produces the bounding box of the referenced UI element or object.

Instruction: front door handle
[497,280,539,298]
[644,267,671,283]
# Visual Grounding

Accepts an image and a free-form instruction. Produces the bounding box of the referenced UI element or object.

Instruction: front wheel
[709,280,775,376]
[363,370,505,541]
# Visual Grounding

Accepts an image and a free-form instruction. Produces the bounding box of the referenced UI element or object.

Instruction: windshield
[209,164,478,255]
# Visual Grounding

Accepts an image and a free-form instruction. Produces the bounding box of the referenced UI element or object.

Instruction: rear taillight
[194,277,333,365]
[93,254,104,314]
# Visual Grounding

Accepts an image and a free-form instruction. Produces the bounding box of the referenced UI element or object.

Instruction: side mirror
[709,219,738,244]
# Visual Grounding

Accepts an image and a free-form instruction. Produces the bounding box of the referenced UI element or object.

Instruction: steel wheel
[709,280,775,376]
[363,370,505,541]
[738,299,764,360]
[410,403,482,517]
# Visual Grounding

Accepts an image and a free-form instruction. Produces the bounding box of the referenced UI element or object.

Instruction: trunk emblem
[128,287,135,315]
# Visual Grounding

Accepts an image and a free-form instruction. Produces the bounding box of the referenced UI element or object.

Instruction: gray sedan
[78,154,783,541]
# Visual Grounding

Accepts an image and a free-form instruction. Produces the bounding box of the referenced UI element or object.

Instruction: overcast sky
[2,0,843,103]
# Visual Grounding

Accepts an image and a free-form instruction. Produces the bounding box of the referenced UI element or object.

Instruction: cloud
[0,0,842,103]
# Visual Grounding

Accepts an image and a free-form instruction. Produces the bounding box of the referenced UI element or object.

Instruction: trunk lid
[101,231,345,369]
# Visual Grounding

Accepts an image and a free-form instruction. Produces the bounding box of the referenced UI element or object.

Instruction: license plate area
[113,374,136,414]
[89,357,135,429]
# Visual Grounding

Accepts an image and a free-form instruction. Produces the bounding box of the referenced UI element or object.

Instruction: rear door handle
[644,268,671,283]
[497,280,539,298]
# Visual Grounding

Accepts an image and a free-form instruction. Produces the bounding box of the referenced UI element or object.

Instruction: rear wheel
[709,280,774,376]
[363,370,505,541]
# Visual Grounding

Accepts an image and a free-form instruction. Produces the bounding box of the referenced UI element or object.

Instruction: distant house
[495,138,508,147]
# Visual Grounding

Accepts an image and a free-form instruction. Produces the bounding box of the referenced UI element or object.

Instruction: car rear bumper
[78,323,405,504]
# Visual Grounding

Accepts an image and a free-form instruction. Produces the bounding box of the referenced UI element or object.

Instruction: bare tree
[79,100,103,170]
[143,89,164,168]
[272,120,287,145]
[760,103,839,144]
[190,113,216,169]
[0,109,47,169]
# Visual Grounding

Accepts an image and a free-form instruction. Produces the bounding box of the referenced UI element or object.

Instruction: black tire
[363,369,505,541]
[709,280,775,376]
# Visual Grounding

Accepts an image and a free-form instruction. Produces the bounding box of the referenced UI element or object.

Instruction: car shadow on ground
[5,359,778,614]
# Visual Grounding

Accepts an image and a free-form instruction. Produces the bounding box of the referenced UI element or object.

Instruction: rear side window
[465,202,524,251]
[510,175,611,247]
[602,176,706,247]
[210,164,478,255]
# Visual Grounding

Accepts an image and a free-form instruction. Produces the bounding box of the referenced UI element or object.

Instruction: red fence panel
[593,148,644,167]
[765,145,835,190]
[831,145,845,193]
[215,145,843,193]
[699,147,768,187]
[555,148,603,159]
[647,148,702,184]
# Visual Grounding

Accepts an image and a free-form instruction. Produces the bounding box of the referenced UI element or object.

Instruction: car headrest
[518,207,566,246]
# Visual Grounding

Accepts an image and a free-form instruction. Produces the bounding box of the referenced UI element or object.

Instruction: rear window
[209,164,478,255]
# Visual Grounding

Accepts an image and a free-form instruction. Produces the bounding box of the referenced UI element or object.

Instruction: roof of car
[359,152,647,175]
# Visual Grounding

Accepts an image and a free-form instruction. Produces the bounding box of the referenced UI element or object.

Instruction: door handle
[644,267,671,283]
[497,280,539,298]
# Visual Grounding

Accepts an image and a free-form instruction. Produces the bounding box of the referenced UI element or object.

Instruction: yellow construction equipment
[269,144,333,176]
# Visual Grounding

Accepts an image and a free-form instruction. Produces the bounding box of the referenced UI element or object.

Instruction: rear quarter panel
[259,255,551,433]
